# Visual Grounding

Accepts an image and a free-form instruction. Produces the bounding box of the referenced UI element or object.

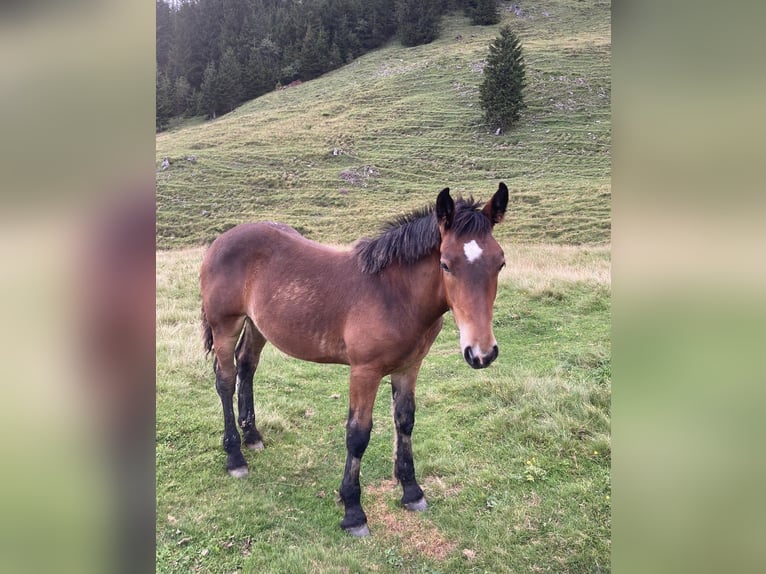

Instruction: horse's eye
[499,262,506,272]
[440,262,451,273]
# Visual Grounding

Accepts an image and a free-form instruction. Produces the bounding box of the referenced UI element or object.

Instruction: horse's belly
[250,309,349,365]
[244,257,368,365]
[269,332,349,365]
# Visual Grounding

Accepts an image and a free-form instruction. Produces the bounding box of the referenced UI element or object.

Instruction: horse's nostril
[464,347,483,369]
[482,345,498,367]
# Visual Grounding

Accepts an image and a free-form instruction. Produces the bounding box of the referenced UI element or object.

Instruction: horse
[200,182,509,537]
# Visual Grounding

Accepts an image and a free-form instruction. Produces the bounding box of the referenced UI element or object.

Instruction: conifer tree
[156,71,174,131]
[471,0,500,25]
[245,36,282,99]
[300,24,330,80]
[479,25,526,131]
[217,47,244,113]
[199,61,220,119]
[396,0,442,47]
[156,0,173,72]
[173,76,192,117]
[331,13,360,62]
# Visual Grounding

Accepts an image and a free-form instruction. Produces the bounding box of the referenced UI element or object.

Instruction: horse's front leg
[391,364,427,511]
[339,367,382,537]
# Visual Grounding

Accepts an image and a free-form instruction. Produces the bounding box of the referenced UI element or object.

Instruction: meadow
[157,1,611,571]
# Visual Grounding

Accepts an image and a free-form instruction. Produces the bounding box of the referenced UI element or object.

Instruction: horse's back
[201,222,359,359]
[202,221,343,277]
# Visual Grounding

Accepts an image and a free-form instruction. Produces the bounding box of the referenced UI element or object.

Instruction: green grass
[157,244,610,573]
[157,1,610,571]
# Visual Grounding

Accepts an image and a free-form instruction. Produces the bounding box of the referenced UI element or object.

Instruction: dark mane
[354,197,490,274]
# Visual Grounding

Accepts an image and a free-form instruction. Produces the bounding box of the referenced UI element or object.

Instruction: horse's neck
[385,252,449,323]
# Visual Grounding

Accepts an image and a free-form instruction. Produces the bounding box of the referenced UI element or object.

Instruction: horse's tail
[201,304,214,357]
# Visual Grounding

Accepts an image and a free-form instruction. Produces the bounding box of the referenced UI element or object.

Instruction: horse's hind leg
[211,315,249,478]
[236,317,267,450]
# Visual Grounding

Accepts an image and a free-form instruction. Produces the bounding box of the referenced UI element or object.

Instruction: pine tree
[199,61,220,119]
[300,24,330,80]
[156,0,173,72]
[471,0,500,25]
[354,0,398,50]
[156,71,174,131]
[217,47,244,113]
[246,37,281,98]
[396,0,442,47]
[332,13,360,62]
[328,41,343,69]
[479,25,526,131]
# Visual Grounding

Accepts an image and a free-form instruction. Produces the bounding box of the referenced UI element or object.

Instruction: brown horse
[200,183,509,536]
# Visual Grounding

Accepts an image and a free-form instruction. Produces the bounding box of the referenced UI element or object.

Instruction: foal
[200,183,508,536]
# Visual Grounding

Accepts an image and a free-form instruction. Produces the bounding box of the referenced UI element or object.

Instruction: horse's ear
[482,182,509,226]
[436,187,454,231]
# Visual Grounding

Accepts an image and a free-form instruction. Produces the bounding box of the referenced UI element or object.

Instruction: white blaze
[463,240,483,263]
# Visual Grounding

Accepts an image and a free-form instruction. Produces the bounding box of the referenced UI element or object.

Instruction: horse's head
[436,183,508,369]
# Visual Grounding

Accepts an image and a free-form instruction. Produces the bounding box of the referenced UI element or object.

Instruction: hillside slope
[156,1,610,249]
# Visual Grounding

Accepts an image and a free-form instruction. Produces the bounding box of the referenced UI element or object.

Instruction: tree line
[157,0,502,130]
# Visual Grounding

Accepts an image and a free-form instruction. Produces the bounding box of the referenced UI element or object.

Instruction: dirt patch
[423,475,464,499]
[338,165,378,187]
[365,480,458,561]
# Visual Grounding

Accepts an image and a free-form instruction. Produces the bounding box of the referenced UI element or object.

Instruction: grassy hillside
[156,0,610,249]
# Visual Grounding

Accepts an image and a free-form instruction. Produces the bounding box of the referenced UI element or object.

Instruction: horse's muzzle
[464,345,499,369]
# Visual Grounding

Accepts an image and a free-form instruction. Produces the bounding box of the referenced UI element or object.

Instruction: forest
[156,0,500,129]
